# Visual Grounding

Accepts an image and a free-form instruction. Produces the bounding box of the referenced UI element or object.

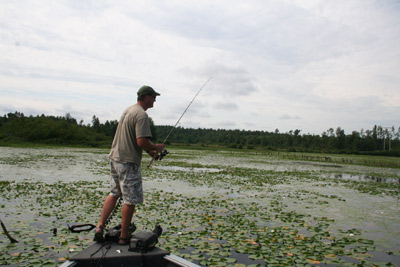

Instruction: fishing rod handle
[147,156,156,168]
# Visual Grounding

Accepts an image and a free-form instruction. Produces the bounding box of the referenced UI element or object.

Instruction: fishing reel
[148,149,168,167]
[158,149,169,161]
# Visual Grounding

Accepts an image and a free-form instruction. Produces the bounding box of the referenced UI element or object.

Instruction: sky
[0,0,399,135]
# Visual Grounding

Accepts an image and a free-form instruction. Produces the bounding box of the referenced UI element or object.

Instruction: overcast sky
[1,0,399,135]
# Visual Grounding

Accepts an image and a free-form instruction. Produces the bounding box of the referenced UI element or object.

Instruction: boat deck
[60,241,199,267]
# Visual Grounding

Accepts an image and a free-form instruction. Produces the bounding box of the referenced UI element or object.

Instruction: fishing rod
[148,76,212,167]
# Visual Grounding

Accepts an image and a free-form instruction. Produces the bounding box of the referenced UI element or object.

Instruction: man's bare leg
[119,203,135,243]
[97,194,118,228]
[94,194,118,242]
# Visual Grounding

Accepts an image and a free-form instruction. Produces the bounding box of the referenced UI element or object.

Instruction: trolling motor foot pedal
[104,223,136,243]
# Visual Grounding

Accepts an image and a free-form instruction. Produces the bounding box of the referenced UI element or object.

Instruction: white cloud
[212,102,239,111]
[0,0,399,134]
[280,114,301,120]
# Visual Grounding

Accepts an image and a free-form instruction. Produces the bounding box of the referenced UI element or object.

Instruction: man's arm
[137,137,165,154]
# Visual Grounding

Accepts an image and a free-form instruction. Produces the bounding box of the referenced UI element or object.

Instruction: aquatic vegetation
[0,147,399,266]
[0,180,104,266]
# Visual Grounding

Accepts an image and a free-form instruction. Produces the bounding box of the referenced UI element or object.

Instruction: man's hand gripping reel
[147,149,169,168]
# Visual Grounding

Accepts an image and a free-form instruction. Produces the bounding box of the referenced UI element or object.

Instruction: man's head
[137,86,160,101]
[137,85,160,110]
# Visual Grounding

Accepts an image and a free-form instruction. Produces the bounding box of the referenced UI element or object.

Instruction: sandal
[118,236,131,245]
[118,223,135,245]
[93,226,105,243]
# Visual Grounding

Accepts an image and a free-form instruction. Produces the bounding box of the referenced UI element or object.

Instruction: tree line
[0,112,399,156]
[156,125,400,156]
[0,112,112,147]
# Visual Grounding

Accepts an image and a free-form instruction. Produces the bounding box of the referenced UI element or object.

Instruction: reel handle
[147,149,169,168]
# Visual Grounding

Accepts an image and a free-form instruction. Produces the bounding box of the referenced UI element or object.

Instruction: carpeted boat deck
[70,241,170,266]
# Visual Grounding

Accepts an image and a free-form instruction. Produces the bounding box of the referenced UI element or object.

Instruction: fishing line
[162,76,212,144]
[148,76,212,167]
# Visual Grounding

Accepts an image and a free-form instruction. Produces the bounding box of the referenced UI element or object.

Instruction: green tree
[92,115,101,133]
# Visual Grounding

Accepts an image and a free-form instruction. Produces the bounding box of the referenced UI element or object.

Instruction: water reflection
[328,174,399,183]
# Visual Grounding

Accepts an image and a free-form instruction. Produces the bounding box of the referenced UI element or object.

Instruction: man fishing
[94,85,165,245]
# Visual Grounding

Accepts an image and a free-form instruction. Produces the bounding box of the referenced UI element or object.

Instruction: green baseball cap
[137,85,160,97]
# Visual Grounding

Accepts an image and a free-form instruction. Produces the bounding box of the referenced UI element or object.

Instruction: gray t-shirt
[109,103,152,165]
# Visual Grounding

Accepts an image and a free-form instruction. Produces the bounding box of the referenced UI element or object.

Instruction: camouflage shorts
[109,160,143,205]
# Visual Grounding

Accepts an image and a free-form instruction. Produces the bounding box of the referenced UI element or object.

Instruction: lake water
[0,146,399,266]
